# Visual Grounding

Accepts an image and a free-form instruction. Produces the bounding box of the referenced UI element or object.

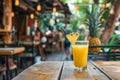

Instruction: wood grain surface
[60,61,109,80]
[93,61,120,80]
[12,61,63,80]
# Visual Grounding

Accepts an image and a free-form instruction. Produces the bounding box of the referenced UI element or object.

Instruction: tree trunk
[100,0,120,43]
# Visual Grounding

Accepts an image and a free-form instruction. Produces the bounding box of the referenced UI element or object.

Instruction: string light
[34,20,38,27]
[100,2,111,9]
[15,0,19,6]
[56,18,60,22]
[49,18,54,25]
[11,12,14,17]
[37,4,41,11]
[106,2,111,8]
[55,12,58,16]
[34,20,38,25]
[53,7,57,13]
[30,13,34,19]
[101,4,106,9]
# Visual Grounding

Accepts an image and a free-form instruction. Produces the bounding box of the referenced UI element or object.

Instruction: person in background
[64,25,72,60]
[34,28,47,61]
[40,31,47,61]
[34,27,41,41]
[58,30,64,51]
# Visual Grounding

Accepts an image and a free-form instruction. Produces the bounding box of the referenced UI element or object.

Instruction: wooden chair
[18,36,40,68]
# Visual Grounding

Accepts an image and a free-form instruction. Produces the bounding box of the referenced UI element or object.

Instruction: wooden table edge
[0,47,25,55]
[91,61,113,80]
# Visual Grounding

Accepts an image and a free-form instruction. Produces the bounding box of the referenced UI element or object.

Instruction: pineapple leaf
[86,4,106,37]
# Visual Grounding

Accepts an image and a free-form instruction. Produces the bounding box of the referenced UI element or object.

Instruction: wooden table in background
[0,47,25,80]
[0,47,25,55]
[19,41,40,64]
[13,61,120,80]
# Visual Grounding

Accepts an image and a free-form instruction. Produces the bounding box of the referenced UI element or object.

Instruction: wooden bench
[19,40,40,68]
[12,61,118,80]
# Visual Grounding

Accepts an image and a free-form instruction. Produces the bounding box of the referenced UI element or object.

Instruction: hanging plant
[38,14,52,30]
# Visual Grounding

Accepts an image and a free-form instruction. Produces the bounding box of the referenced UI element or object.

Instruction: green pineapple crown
[86,5,105,37]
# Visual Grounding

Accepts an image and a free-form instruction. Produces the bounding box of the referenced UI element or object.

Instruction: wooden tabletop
[12,61,118,80]
[60,61,109,80]
[93,61,120,80]
[12,61,63,80]
[0,47,25,55]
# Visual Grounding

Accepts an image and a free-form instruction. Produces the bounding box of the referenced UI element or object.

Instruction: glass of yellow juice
[72,41,89,71]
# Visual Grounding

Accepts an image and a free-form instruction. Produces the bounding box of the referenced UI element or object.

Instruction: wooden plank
[20,36,34,40]
[0,47,25,55]
[0,29,11,33]
[0,41,14,44]
[60,61,109,80]
[93,61,120,80]
[19,36,40,45]
[20,0,39,15]
[20,41,40,46]
[12,61,63,80]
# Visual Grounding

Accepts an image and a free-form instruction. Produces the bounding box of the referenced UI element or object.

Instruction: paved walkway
[45,51,72,61]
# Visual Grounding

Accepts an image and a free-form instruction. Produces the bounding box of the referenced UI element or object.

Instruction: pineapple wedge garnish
[66,32,79,45]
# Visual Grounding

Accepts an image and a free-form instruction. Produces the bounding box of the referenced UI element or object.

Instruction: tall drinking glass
[72,41,89,71]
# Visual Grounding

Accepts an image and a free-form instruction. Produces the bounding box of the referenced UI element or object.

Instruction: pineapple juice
[72,44,88,67]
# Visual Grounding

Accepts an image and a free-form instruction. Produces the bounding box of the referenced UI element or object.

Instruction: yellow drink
[72,44,88,67]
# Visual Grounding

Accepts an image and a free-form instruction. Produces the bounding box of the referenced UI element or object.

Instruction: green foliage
[55,22,65,30]
[60,0,93,4]
[60,0,68,4]
[60,0,107,4]
[99,0,106,3]
[77,32,85,40]
[101,3,112,28]
[38,13,66,31]
[38,14,52,30]
[86,4,105,37]
[69,19,78,31]
[102,32,120,52]
[107,32,120,45]
[69,6,87,31]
